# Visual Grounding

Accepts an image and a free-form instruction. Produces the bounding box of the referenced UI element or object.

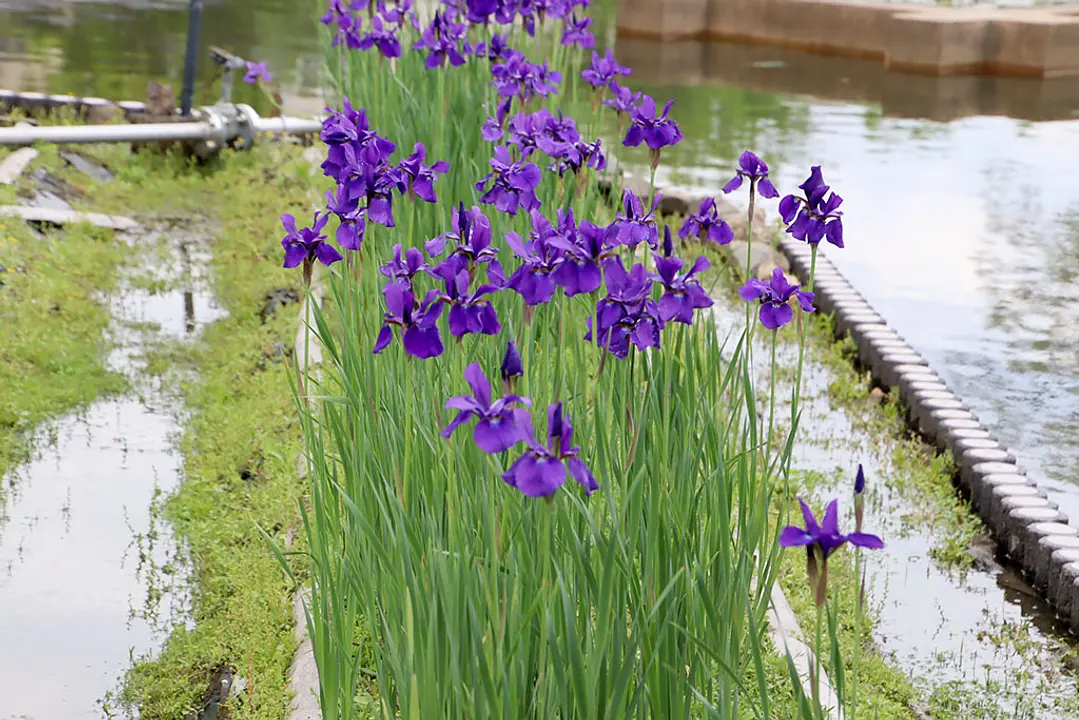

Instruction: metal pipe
[180,0,204,116]
[254,117,323,135]
[0,121,212,146]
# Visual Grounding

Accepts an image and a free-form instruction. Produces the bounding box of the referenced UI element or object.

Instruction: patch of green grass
[24,143,322,719]
[0,213,129,477]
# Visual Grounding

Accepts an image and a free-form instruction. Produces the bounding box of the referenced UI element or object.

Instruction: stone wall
[616,0,1079,78]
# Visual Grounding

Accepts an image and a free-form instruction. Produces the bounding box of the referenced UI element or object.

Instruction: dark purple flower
[481,98,514,143]
[432,257,502,338]
[623,96,683,156]
[561,14,594,48]
[854,463,866,532]
[343,159,403,228]
[738,267,815,330]
[319,99,396,184]
[397,142,450,203]
[505,210,564,306]
[548,213,609,297]
[357,15,402,59]
[678,197,734,246]
[491,51,561,102]
[779,166,845,248]
[373,282,445,359]
[425,203,500,273]
[603,83,643,116]
[412,10,468,69]
[581,49,630,91]
[547,138,606,177]
[501,339,524,387]
[780,497,884,559]
[470,32,512,62]
[243,60,272,85]
[653,251,713,325]
[722,150,779,199]
[465,0,498,23]
[586,257,662,358]
[281,211,342,269]
[441,362,531,453]
[475,145,542,216]
[502,403,598,497]
[854,464,866,495]
[325,186,367,252]
[379,243,429,285]
[606,188,659,251]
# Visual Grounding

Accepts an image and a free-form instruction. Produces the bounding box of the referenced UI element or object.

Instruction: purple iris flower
[243,61,272,85]
[441,362,531,454]
[344,160,402,228]
[325,186,367,252]
[379,243,429,287]
[491,52,561,102]
[481,98,514,143]
[503,403,598,497]
[581,49,630,91]
[585,256,663,358]
[505,111,548,158]
[475,145,542,216]
[425,203,500,274]
[606,188,659,251]
[547,138,606,177]
[780,497,883,598]
[413,10,468,69]
[561,14,594,48]
[319,99,396,183]
[505,211,564,306]
[397,142,450,203]
[465,0,498,23]
[779,166,845,248]
[678,197,734,246]
[738,267,815,330]
[623,96,683,164]
[432,257,501,338]
[653,249,714,325]
[722,150,779,200]
[501,339,524,390]
[603,83,643,116]
[373,282,444,359]
[548,215,610,297]
[357,15,402,58]
[281,211,342,270]
[470,32,512,62]
[533,110,580,155]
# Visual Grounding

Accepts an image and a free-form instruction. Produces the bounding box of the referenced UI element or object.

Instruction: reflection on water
[0,231,222,719]
[614,38,1079,517]
[0,0,326,115]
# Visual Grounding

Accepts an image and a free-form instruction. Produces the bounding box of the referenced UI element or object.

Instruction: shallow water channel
[0,228,220,719]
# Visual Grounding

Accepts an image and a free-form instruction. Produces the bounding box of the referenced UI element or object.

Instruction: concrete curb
[774,235,1079,631]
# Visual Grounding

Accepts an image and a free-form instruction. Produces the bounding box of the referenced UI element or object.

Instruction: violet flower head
[372,282,445,359]
[561,14,594,48]
[854,463,866,532]
[481,97,514,143]
[397,142,450,203]
[623,96,683,165]
[548,138,606,177]
[432,257,502,338]
[475,145,542,216]
[465,0,498,23]
[441,362,531,454]
[243,60,272,85]
[581,49,630,91]
[425,203,500,273]
[653,249,714,325]
[505,210,565,306]
[855,465,866,495]
[501,339,524,389]
[281,211,341,270]
[491,52,561,102]
[780,496,883,604]
[738,267,815,330]
[779,166,845,248]
[722,150,779,199]
[325,186,367,252]
[606,187,659,251]
[357,15,402,59]
[470,32,512,63]
[549,215,609,297]
[412,10,468,69]
[679,197,734,246]
[379,243,429,286]
[586,257,662,359]
[503,403,598,497]
[603,83,643,116]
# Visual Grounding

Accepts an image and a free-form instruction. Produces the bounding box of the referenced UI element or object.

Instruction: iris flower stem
[784,244,817,485]
[814,601,824,720]
[851,549,863,720]
[766,330,777,464]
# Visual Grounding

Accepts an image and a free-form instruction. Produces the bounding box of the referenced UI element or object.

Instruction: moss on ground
[0,147,129,479]
[20,141,323,719]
